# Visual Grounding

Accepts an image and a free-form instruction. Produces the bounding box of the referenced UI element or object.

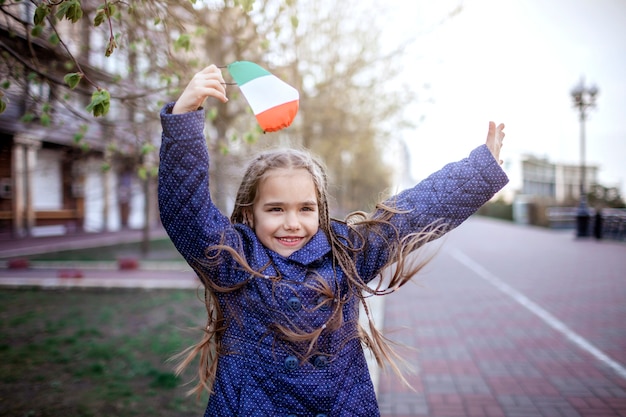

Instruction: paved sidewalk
[0,227,201,289]
[0,267,200,289]
[0,228,170,259]
[377,218,626,417]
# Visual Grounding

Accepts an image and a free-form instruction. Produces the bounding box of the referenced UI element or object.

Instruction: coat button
[317,296,330,311]
[313,355,328,369]
[284,355,298,370]
[315,414,328,417]
[287,296,302,312]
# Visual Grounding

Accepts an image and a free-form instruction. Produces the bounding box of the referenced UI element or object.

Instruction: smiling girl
[158,64,508,416]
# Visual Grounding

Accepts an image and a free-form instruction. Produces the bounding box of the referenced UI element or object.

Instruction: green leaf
[0,99,6,115]
[107,4,117,18]
[56,0,83,23]
[64,73,83,89]
[48,33,60,46]
[174,34,191,52]
[140,143,155,155]
[85,90,110,117]
[40,113,51,127]
[207,107,218,121]
[20,112,35,123]
[33,4,50,26]
[244,132,257,144]
[137,167,147,181]
[105,38,117,57]
[236,0,254,13]
[31,25,43,37]
[290,15,299,29]
[94,9,106,27]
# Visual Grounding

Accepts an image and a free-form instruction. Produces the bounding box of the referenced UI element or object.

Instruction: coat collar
[284,229,331,265]
[236,224,331,267]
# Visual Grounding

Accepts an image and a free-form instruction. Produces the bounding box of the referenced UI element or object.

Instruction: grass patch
[0,288,210,417]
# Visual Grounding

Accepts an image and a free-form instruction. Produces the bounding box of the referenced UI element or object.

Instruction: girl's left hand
[485,121,505,165]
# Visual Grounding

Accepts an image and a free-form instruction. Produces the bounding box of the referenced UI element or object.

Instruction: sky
[376,0,626,197]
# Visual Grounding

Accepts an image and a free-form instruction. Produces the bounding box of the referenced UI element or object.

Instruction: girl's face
[249,168,320,257]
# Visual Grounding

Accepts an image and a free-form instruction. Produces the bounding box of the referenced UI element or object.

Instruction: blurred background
[1,0,624,245]
[1,1,625,416]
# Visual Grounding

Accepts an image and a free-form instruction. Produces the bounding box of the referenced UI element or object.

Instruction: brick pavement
[376,218,626,417]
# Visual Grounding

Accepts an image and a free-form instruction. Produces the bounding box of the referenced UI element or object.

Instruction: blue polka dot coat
[158,103,509,416]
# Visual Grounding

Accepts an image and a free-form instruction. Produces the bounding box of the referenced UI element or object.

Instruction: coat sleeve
[356,144,509,282]
[158,102,243,285]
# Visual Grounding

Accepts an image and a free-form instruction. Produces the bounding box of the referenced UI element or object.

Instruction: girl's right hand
[172,65,228,114]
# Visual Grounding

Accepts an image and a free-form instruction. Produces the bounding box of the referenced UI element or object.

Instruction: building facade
[0,2,157,239]
[521,155,599,203]
[514,155,600,226]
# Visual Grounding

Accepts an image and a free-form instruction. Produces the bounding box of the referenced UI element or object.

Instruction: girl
[158,65,508,416]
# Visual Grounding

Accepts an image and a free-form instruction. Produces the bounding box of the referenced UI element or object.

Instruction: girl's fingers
[493,123,505,144]
[173,65,229,113]
[485,121,506,165]
[189,75,227,101]
[199,64,223,77]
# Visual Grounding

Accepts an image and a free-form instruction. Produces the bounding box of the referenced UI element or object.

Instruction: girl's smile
[249,168,320,257]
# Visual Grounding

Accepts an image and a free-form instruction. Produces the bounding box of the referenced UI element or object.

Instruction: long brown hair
[173,148,447,397]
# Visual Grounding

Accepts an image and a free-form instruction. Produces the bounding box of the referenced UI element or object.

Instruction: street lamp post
[570,78,598,238]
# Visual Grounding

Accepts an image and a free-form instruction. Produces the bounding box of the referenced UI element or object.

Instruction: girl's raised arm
[158,67,241,285]
[356,124,509,282]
